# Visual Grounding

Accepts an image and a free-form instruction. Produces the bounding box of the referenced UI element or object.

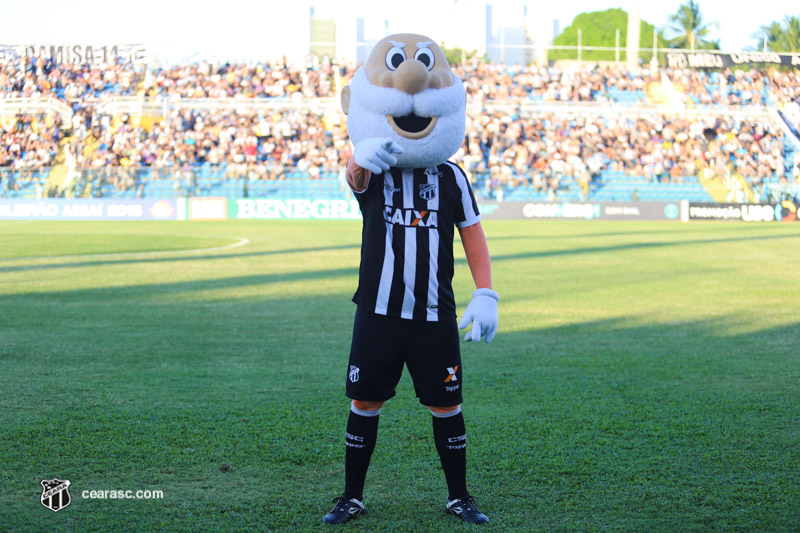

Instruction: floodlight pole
[626,1,641,71]
[651,27,658,68]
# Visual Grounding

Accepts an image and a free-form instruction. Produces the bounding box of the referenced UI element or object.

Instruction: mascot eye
[385,47,407,70]
[414,48,435,70]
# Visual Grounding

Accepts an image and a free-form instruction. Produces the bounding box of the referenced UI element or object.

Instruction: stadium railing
[475,98,773,120]
[93,96,341,117]
[0,97,73,124]
[67,166,349,200]
[85,94,775,121]
[0,167,53,198]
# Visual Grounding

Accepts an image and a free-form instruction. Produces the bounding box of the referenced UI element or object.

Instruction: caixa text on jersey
[383,206,439,228]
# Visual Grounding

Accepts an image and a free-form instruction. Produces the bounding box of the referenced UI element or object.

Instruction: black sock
[343,403,380,501]
[431,408,468,501]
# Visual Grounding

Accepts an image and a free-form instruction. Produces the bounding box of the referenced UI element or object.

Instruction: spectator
[2,54,798,201]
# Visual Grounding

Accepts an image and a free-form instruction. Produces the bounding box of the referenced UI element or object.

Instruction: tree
[786,16,800,52]
[754,21,786,51]
[753,15,800,52]
[550,8,668,62]
[440,45,480,66]
[665,0,720,50]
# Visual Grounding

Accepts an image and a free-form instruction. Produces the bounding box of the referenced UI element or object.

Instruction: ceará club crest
[40,478,71,512]
[419,183,437,201]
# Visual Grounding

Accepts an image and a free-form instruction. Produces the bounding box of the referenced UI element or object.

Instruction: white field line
[0,220,35,227]
[1,236,250,262]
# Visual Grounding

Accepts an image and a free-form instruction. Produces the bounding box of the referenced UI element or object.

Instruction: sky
[1,0,797,63]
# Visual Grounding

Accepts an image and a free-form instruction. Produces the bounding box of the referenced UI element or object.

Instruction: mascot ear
[341,85,351,115]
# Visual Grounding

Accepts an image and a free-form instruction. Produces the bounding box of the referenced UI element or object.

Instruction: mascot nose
[393,59,430,95]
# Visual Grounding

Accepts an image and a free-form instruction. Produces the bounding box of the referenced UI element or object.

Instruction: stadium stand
[1,54,799,203]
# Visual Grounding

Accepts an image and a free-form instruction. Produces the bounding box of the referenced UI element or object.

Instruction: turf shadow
[0,242,362,274]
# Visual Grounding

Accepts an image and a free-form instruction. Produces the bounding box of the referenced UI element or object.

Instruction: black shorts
[346,306,463,407]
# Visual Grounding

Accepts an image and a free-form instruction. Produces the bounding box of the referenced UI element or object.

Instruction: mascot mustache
[347,67,465,120]
[345,68,466,169]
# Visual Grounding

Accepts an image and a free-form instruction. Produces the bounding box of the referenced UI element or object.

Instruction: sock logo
[349,365,360,383]
[446,434,467,450]
[444,366,458,382]
[346,432,366,448]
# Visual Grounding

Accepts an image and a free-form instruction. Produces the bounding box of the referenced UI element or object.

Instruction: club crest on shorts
[349,365,360,383]
[419,183,437,201]
[40,478,71,512]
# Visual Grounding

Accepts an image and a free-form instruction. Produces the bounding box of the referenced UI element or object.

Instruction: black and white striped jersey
[351,161,481,322]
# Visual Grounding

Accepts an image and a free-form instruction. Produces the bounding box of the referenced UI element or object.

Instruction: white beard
[346,67,466,169]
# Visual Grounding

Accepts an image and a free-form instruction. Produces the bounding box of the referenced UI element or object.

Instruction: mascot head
[341,33,466,169]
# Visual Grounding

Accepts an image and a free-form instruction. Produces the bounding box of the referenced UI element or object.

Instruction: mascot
[323,34,499,526]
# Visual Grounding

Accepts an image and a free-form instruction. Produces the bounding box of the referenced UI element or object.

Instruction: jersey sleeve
[446,162,481,229]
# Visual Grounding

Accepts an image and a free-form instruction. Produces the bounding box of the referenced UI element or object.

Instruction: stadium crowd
[0,113,61,168]
[671,67,800,109]
[72,108,348,173]
[1,53,799,199]
[0,57,139,100]
[4,53,798,109]
[463,109,794,198]
[58,105,794,201]
[454,62,657,102]
[0,56,349,100]
[137,60,351,99]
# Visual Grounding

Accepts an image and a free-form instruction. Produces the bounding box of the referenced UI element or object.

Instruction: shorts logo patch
[349,365,360,383]
[444,366,458,382]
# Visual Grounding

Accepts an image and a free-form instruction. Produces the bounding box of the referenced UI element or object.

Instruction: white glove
[458,288,499,344]
[353,138,404,174]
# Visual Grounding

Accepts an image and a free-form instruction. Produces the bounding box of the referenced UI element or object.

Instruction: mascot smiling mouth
[387,113,437,139]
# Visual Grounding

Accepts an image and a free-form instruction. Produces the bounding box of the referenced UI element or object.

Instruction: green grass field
[1,219,798,532]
